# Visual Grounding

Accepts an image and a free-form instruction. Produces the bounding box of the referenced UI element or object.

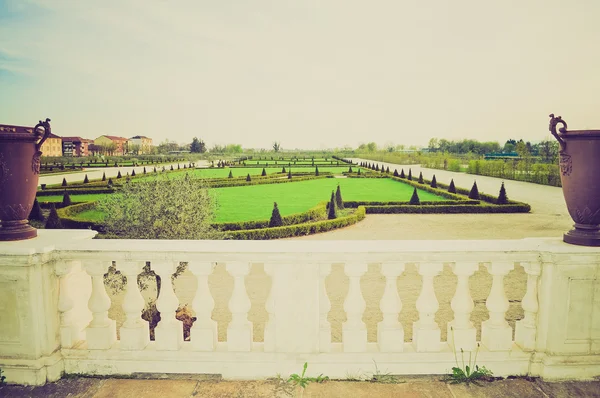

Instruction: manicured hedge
[36,188,116,196]
[389,176,466,201]
[207,174,332,188]
[343,200,479,207]
[56,202,102,230]
[226,206,366,240]
[363,203,530,214]
[214,201,328,231]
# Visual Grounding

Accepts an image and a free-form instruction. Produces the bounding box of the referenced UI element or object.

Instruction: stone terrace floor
[1,376,600,398]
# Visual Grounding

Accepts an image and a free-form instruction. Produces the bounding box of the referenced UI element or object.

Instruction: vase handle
[34,118,52,152]
[549,113,567,152]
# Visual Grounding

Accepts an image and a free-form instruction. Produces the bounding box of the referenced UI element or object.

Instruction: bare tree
[273,141,281,152]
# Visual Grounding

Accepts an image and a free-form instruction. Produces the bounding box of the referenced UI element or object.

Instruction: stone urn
[0,119,51,241]
[549,114,600,246]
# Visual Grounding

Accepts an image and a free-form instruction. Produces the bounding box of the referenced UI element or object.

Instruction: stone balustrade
[1,231,600,385]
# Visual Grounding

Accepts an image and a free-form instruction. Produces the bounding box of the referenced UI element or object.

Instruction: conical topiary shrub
[102,172,106,181]
[45,204,62,229]
[170,165,174,171]
[418,172,424,184]
[143,167,147,174]
[375,164,380,171]
[288,169,292,179]
[448,179,456,193]
[117,171,122,179]
[178,164,180,169]
[357,168,361,175]
[349,166,353,173]
[261,168,267,177]
[328,191,337,219]
[282,166,286,173]
[393,169,399,177]
[154,167,157,173]
[430,175,437,188]
[335,184,344,209]
[497,182,508,204]
[83,174,89,184]
[131,169,136,177]
[408,169,412,181]
[409,188,420,205]
[380,167,385,174]
[269,202,284,227]
[246,174,251,182]
[29,198,44,222]
[469,181,480,200]
[400,169,405,178]
[107,178,113,187]
[386,166,390,173]
[62,177,67,187]
[62,191,72,207]
[228,170,233,178]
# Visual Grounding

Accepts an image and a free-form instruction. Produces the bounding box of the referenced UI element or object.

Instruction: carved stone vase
[549,114,600,246]
[0,119,51,241]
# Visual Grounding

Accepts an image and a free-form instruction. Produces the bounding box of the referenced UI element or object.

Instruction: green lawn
[134,166,355,181]
[212,178,446,222]
[38,177,447,224]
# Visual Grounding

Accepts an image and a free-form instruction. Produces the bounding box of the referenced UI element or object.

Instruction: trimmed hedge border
[207,174,332,188]
[56,202,101,230]
[226,206,366,240]
[344,200,480,207]
[214,201,328,231]
[364,204,530,214]
[37,188,116,196]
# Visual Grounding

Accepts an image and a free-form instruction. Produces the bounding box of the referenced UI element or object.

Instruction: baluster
[413,262,443,352]
[153,261,183,350]
[343,262,368,352]
[56,260,82,348]
[447,262,478,351]
[189,262,217,351]
[515,262,540,351]
[118,261,149,350]
[226,261,252,351]
[481,261,515,351]
[84,260,117,349]
[263,263,276,352]
[378,262,405,352]
[319,263,332,352]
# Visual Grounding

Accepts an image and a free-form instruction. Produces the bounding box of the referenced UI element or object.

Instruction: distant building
[0,123,63,157]
[94,135,129,155]
[127,135,153,154]
[61,136,92,157]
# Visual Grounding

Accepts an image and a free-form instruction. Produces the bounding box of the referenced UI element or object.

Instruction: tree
[29,198,44,222]
[273,142,281,152]
[62,191,72,207]
[97,176,223,239]
[497,182,509,204]
[335,185,344,209]
[515,140,531,159]
[268,202,284,227]
[448,179,457,193]
[430,175,437,188]
[428,138,440,152]
[190,137,206,153]
[469,181,480,199]
[327,191,337,219]
[366,142,377,152]
[45,204,62,229]
[409,188,420,205]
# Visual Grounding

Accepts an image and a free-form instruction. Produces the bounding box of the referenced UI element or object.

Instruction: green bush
[62,191,72,207]
[364,203,530,214]
[343,200,479,207]
[29,198,44,222]
[409,188,420,205]
[45,204,63,229]
[335,184,344,209]
[448,179,457,193]
[431,175,437,188]
[269,202,284,227]
[469,181,480,200]
[497,182,508,204]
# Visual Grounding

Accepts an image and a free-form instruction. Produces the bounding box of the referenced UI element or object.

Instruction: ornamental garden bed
[35,161,530,239]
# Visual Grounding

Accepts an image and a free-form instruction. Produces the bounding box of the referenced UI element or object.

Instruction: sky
[1,0,599,150]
